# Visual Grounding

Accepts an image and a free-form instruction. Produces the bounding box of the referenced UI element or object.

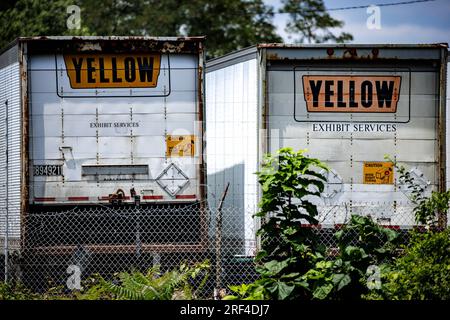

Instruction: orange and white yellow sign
[303,75,401,113]
[64,53,161,89]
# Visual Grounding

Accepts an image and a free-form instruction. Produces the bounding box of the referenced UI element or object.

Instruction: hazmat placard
[363,162,394,184]
[166,135,195,157]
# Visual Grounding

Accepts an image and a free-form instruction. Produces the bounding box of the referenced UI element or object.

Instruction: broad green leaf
[262,259,290,276]
[332,274,351,291]
[313,283,333,300]
[277,282,295,300]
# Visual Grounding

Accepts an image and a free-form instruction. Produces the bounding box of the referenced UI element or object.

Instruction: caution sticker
[363,162,394,184]
[166,135,195,157]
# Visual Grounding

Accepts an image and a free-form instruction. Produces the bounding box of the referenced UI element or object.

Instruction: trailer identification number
[63,54,161,89]
[303,76,401,113]
[363,162,394,184]
[34,165,63,176]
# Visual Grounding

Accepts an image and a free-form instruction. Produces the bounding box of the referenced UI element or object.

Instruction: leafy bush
[1,261,210,300]
[367,229,450,300]
[225,148,328,300]
[225,148,402,300]
[385,155,449,228]
[225,148,403,301]
[102,261,210,300]
[225,214,401,300]
[302,215,399,300]
[0,282,37,300]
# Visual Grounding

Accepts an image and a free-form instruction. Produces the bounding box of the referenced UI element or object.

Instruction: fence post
[135,199,141,260]
[214,182,230,300]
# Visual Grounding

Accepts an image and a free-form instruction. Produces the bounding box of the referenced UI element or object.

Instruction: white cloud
[265,0,450,45]
[274,18,450,45]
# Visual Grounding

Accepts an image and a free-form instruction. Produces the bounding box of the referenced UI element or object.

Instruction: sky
[266,0,450,45]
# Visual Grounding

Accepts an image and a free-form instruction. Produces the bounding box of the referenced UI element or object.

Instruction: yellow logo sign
[166,135,195,157]
[303,76,401,113]
[363,162,394,184]
[63,54,161,89]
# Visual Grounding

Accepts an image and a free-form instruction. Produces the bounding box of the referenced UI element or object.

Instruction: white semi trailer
[206,44,448,255]
[0,36,206,252]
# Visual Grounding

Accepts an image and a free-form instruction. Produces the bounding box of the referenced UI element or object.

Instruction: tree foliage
[0,0,87,49]
[281,0,353,43]
[366,229,450,300]
[0,0,352,58]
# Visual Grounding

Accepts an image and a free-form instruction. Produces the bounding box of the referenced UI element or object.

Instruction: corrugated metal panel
[0,45,18,69]
[206,57,258,255]
[0,66,6,240]
[206,46,257,72]
[0,61,21,242]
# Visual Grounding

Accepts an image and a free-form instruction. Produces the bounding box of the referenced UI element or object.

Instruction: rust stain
[20,36,204,55]
[19,42,30,251]
[343,48,358,59]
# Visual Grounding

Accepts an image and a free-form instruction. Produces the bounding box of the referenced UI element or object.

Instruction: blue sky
[266,0,450,44]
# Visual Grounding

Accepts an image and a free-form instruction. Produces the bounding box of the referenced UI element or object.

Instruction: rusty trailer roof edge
[257,43,449,49]
[16,35,205,42]
[1,36,206,56]
[206,43,449,72]
[206,45,257,72]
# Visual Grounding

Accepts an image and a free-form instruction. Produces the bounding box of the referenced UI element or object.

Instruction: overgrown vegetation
[386,155,450,228]
[301,215,399,300]
[0,282,38,300]
[225,148,400,300]
[234,148,329,300]
[0,260,210,300]
[366,229,450,300]
[101,261,210,300]
[225,150,450,301]
[2,150,450,301]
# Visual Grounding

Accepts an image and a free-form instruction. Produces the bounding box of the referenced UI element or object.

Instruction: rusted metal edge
[257,43,449,49]
[19,36,206,42]
[7,36,206,55]
[19,41,29,251]
[437,48,448,228]
[260,44,449,61]
[197,40,209,248]
[254,48,267,253]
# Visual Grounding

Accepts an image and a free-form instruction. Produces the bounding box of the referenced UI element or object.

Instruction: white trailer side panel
[206,56,258,255]
[0,56,22,245]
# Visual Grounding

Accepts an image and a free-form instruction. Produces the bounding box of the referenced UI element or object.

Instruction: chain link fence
[0,201,442,298]
[1,204,259,297]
